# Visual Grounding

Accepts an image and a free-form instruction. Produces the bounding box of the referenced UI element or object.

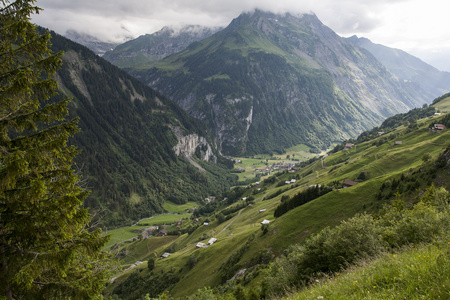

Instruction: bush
[148,258,155,271]
[298,214,383,278]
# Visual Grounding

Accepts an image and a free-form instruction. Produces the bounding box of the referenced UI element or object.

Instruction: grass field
[103,213,191,249]
[163,201,198,213]
[433,96,450,112]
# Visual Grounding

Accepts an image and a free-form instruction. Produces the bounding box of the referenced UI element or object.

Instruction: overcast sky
[31,0,450,71]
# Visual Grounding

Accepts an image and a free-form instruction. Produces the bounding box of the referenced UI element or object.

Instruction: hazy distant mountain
[346,35,450,101]
[103,25,222,69]
[132,10,426,155]
[47,30,236,226]
[64,30,121,56]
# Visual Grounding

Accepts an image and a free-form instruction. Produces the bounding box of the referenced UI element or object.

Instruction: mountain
[131,10,430,156]
[46,30,236,227]
[346,35,450,101]
[103,25,222,69]
[64,30,122,56]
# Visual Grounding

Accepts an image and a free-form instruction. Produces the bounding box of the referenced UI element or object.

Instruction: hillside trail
[218,208,244,236]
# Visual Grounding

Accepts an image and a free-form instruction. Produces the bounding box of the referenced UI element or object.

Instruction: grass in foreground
[288,241,450,300]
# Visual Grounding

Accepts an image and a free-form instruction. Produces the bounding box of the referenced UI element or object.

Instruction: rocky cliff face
[171,126,216,163]
[135,11,425,155]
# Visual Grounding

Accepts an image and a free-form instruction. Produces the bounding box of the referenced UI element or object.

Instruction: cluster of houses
[254,162,298,174]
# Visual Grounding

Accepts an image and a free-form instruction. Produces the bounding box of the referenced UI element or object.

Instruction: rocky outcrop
[171,126,216,163]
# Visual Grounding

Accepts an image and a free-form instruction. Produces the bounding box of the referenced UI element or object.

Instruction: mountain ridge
[103,25,222,69]
[346,35,450,101]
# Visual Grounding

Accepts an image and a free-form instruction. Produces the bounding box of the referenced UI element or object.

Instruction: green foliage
[0,1,115,298]
[113,269,180,300]
[291,241,450,300]
[147,258,155,271]
[333,105,436,150]
[219,234,255,282]
[274,185,333,217]
[421,153,431,162]
[262,185,450,298]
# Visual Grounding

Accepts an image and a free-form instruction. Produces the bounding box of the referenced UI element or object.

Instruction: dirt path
[218,208,244,235]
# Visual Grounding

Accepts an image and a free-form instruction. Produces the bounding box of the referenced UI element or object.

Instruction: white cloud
[30,0,450,71]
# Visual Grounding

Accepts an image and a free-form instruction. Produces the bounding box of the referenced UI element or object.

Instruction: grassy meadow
[288,240,450,300]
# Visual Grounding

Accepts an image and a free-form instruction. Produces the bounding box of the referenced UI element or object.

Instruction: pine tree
[0,1,115,298]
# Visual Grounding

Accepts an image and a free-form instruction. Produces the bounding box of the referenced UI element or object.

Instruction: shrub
[298,214,383,278]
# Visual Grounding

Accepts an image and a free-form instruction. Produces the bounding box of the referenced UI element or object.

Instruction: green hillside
[45,30,237,227]
[104,98,450,299]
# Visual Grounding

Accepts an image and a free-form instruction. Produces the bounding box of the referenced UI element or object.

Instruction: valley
[104,99,450,299]
[60,12,450,297]
[3,2,450,299]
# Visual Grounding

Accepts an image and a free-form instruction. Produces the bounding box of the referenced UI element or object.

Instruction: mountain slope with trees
[45,30,236,227]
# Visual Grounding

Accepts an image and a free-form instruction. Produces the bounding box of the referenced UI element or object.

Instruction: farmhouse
[261,219,271,225]
[259,209,266,213]
[156,229,167,237]
[344,143,354,150]
[142,226,158,238]
[394,141,402,146]
[207,238,217,245]
[196,242,207,248]
[434,124,445,130]
[343,179,358,187]
[161,252,170,259]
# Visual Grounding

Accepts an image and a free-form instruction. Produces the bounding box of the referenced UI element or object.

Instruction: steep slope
[133,10,424,155]
[103,25,222,69]
[47,30,236,227]
[346,35,450,101]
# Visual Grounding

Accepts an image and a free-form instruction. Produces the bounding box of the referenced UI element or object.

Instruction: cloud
[32,0,399,41]
[30,0,450,71]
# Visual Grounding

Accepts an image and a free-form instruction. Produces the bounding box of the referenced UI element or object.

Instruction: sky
[31,0,450,72]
